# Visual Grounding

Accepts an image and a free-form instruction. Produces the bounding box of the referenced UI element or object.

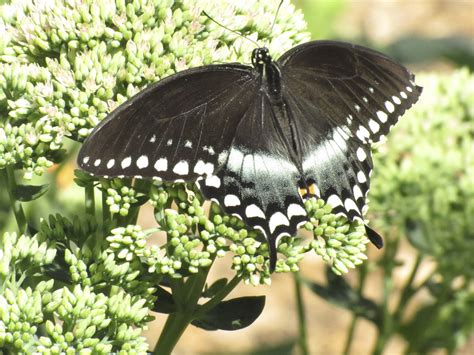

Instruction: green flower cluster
[371,68,474,280]
[0,227,153,353]
[0,0,308,179]
[102,178,139,216]
[116,180,367,285]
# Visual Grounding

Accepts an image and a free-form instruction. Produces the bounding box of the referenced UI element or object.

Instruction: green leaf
[153,286,176,314]
[192,296,265,331]
[405,219,433,254]
[305,269,381,327]
[202,278,228,298]
[12,184,49,201]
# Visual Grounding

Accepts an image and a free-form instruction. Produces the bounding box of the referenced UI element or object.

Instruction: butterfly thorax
[252,47,282,99]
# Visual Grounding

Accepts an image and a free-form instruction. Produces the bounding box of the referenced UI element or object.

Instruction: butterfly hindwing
[199,92,307,270]
[78,64,259,181]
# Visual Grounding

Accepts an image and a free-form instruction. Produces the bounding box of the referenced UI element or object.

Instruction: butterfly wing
[278,40,422,243]
[199,91,307,271]
[78,64,259,181]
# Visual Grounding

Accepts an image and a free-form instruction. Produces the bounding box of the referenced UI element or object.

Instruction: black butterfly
[78,40,422,271]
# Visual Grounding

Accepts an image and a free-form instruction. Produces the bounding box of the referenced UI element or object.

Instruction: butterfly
[78,40,422,271]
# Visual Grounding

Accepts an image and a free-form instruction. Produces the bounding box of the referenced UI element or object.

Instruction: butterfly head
[252,47,272,70]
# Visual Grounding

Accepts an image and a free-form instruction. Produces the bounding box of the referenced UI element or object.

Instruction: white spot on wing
[354,104,361,112]
[154,158,167,172]
[376,111,388,123]
[344,198,360,213]
[83,157,90,164]
[136,155,149,169]
[357,171,366,183]
[385,101,395,113]
[356,147,367,161]
[406,86,413,92]
[94,159,101,166]
[369,87,374,93]
[173,161,189,175]
[287,203,306,220]
[353,185,363,200]
[269,212,290,233]
[184,140,192,148]
[193,160,214,176]
[166,139,173,146]
[121,157,131,169]
[107,159,115,169]
[392,96,401,105]
[400,91,407,99]
[356,126,370,142]
[149,135,156,143]
[205,175,220,188]
[327,194,343,208]
[368,119,380,133]
[246,204,265,219]
[224,194,240,207]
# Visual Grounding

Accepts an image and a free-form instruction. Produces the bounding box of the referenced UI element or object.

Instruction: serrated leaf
[202,278,228,298]
[152,286,176,314]
[12,184,49,201]
[192,296,265,331]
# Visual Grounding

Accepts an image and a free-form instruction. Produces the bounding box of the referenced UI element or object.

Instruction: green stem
[294,271,309,355]
[392,254,422,323]
[343,262,368,355]
[84,183,95,217]
[154,267,213,355]
[2,166,28,234]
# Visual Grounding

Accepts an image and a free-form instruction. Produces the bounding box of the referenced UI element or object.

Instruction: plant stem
[84,182,95,217]
[392,254,422,323]
[154,268,212,355]
[343,262,368,355]
[2,166,28,234]
[294,271,309,355]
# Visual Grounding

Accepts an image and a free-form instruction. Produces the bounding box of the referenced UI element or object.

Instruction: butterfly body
[78,40,422,271]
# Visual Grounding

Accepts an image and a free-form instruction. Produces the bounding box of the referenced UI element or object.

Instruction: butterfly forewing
[278,40,422,144]
[78,64,258,181]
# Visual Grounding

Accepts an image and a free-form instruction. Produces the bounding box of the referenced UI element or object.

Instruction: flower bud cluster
[0,0,308,179]
[102,179,139,216]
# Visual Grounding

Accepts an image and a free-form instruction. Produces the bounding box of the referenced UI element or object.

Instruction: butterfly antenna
[270,0,285,34]
[202,10,259,47]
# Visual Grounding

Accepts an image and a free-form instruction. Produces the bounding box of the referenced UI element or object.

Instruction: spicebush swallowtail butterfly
[78,40,422,271]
